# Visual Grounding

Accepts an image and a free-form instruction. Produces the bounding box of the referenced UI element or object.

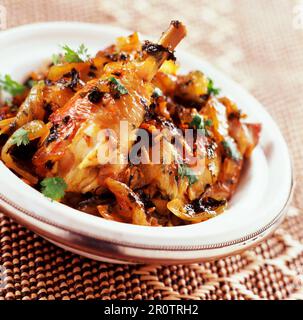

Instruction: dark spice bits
[171,20,181,28]
[87,87,104,104]
[142,41,176,62]
[120,53,128,61]
[62,115,71,125]
[89,64,98,71]
[43,102,53,122]
[206,141,217,159]
[105,52,129,62]
[127,192,136,203]
[44,79,53,86]
[136,190,155,209]
[144,103,156,121]
[60,68,80,91]
[46,123,60,145]
[45,160,54,170]
[88,71,96,78]
[112,71,122,77]
[228,111,241,121]
[192,197,227,214]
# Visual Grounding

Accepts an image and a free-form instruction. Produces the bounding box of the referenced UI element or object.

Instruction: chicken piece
[130,116,221,202]
[0,32,141,136]
[1,120,49,184]
[0,82,73,135]
[197,97,261,201]
[126,92,260,223]
[32,21,187,193]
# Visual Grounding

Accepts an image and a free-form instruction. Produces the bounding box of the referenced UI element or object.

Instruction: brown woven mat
[0,207,302,300]
[0,0,303,300]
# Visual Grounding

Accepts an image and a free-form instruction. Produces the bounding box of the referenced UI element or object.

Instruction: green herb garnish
[0,74,26,96]
[26,79,38,89]
[178,164,198,186]
[221,139,242,161]
[11,128,30,147]
[204,119,213,127]
[108,76,128,95]
[207,78,221,96]
[152,87,163,98]
[189,114,212,135]
[52,44,90,64]
[40,177,67,201]
[63,44,90,62]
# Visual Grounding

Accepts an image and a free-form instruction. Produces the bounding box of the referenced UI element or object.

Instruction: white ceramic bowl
[0,22,293,264]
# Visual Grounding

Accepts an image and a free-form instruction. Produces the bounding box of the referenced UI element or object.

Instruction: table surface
[0,0,302,300]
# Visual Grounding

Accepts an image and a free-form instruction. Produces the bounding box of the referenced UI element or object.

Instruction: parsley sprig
[178,164,198,186]
[207,78,221,96]
[40,177,67,201]
[108,77,128,96]
[189,114,212,136]
[0,74,26,96]
[11,128,30,147]
[190,114,213,129]
[52,44,90,64]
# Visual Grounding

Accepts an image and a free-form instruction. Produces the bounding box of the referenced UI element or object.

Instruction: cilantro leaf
[190,114,203,129]
[207,78,221,96]
[40,177,67,201]
[221,138,242,161]
[0,74,26,96]
[178,164,198,186]
[11,128,30,147]
[77,44,90,61]
[62,44,90,63]
[108,76,128,95]
[189,114,212,135]
[204,119,213,127]
[61,45,83,63]
[52,44,90,64]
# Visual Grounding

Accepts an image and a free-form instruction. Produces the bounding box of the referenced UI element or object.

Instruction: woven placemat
[0,0,303,300]
[0,207,302,300]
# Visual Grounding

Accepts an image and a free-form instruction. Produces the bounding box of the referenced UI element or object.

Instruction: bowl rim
[0,177,293,251]
[0,22,294,260]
